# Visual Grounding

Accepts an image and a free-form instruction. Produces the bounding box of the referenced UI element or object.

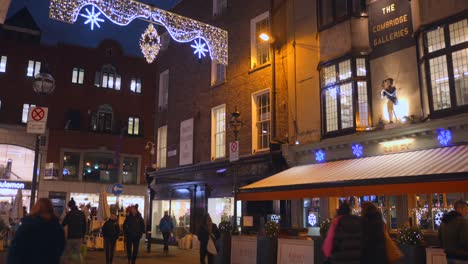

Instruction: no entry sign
[229,141,239,162]
[27,107,48,134]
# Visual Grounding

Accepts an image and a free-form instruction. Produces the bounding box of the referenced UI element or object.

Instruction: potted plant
[257,220,279,264]
[215,221,233,264]
[397,226,426,264]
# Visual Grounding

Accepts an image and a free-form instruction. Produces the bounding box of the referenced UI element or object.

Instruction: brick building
[0,8,156,220]
[147,0,290,239]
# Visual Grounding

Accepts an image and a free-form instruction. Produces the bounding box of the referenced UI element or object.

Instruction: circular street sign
[112,183,124,196]
[230,142,238,152]
[31,108,45,121]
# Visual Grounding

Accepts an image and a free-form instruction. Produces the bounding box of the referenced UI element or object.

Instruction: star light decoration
[49,0,228,65]
[191,38,209,59]
[139,24,161,63]
[437,128,452,146]
[351,143,364,158]
[80,5,104,30]
[315,149,326,163]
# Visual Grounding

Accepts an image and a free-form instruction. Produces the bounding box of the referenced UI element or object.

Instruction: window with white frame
[250,12,270,68]
[320,57,370,135]
[21,103,36,123]
[160,32,170,51]
[211,62,226,85]
[72,67,85,84]
[94,64,121,90]
[159,70,169,110]
[0,56,7,73]
[157,125,167,169]
[130,77,142,93]
[211,104,226,159]
[27,60,41,77]
[128,117,140,135]
[213,0,227,16]
[420,18,468,112]
[252,90,270,152]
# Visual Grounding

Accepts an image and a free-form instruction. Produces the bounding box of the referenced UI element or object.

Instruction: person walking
[198,214,219,264]
[361,202,388,264]
[322,202,363,264]
[123,206,145,264]
[439,200,468,263]
[159,211,174,254]
[102,212,120,264]
[62,198,87,264]
[7,198,65,264]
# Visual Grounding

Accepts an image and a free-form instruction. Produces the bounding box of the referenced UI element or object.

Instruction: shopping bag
[207,235,218,256]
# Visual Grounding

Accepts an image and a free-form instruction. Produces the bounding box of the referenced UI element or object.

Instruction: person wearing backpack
[102,213,120,264]
[159,211,174,254]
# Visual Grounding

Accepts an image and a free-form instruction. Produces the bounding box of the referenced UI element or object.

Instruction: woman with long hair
[361,202,387,264]
[7,198,65,264]
[197,214,219,264]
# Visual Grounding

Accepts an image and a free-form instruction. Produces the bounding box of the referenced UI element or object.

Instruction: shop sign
[368,0,414,58]
[0,180,26,189]
[179,118,194,166]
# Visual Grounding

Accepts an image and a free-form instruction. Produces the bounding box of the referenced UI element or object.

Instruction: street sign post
[26,107,48,134]
[112,183,124,196]
[229,141,239,162]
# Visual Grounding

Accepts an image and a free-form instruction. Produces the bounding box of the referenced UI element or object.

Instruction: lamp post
[144,141,156,252]
[229,108,242,231]
[29,65,55,211]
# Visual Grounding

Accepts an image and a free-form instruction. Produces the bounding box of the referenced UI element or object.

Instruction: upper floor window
[27,60,41,77]
[420,18,468,113]
[319,0,366,30]
[21,103,36,123]
[320,57,370,135]
[157,125,167,169]
[130,78,142,93]
[211,62,226,85]
[250,12,270,68]
[213,0,227,16]
[160,32,170,51]
[211,104,226,159]
[90,104,113,133]
[94,64,121,90]
[252,90,270,152]
[159,70,169,110]
[128,117,140,135]
[72,68,85,84]
[0,56,7,73]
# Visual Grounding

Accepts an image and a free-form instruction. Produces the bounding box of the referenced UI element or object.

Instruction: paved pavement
[1,244,201,264]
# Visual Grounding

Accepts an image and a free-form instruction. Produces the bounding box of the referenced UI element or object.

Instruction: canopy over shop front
[238,145,468,201]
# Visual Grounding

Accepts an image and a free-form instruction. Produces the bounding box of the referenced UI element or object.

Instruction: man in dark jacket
[123,206,145,264]
[62,198,87,264]
[439,200,468,263]
[159,211,174,254]
[102,213,121,264]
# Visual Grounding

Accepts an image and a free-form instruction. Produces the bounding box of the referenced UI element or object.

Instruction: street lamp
[30,64,55,211]
[229,108,243,231]
[144,141,156,252]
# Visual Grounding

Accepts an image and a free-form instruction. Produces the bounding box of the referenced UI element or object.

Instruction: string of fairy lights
[49,0,228,65]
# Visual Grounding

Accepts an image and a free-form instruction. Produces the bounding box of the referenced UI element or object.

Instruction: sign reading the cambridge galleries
[368,0,414,58]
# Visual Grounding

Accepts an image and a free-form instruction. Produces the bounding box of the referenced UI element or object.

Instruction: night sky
[6,0,181,56]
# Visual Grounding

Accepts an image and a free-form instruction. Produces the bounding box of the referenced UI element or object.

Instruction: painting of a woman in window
[381,78,398,123]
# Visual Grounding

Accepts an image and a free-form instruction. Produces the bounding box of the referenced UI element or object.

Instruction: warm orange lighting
[259,33,270,42]
[379,138,414,148]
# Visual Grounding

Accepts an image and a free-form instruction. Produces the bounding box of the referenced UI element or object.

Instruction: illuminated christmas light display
[437,128,452,146]
[191,38,209,59]
[308,213,317,226]
[139,24,161,63]
[315,149,326,163]
[352,143,364,158]
[49,0,228,65]
[80,5,104,30]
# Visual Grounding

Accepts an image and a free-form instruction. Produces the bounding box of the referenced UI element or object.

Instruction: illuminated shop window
[82,152,119,183]
[320,57,370,135]
[62,152,80,181]
[420,18,468,114]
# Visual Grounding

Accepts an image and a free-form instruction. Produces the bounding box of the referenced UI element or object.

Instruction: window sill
[253,148,270,155]
[211,81,226,88]
[249,63,271,75]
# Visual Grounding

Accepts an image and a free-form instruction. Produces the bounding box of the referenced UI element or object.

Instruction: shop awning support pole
[29,135,40,212]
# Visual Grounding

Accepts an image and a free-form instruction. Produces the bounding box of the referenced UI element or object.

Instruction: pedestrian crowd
[323,200,468,264]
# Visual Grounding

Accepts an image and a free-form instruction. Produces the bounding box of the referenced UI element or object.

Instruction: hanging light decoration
[139,24,161,63]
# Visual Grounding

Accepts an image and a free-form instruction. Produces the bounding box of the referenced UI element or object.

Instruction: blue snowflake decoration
[352,143,364,158]
[315,149,326,163]
[308,213,317,226]
[190,38,209,59]
[80,6,105,30]
[437,128,452,146]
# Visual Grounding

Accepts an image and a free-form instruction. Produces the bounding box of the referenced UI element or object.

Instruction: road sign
[27,107,48,134]
[229,141,239,162]
[112,183,124,196]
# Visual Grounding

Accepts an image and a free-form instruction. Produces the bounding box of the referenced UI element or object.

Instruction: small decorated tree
[264,220,279,238]
[397,226,423,245]
[219,220,233,234]
[319,218,332,239]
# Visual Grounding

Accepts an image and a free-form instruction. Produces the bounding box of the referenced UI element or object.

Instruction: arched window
[94,64,121,90]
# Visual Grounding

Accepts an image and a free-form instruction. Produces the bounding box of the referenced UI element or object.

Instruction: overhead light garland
[49,0,228,65]
[139,24,161,63]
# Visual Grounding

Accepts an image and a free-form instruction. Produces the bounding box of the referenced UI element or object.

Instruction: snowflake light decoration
[434,210,445,227]
[308,213,317,226]
[191,38,209,59]
[80,6,104,30]
[139,24,161,63]
[437,128,452,146]
[352,143,364,158]
[315,149,326,163]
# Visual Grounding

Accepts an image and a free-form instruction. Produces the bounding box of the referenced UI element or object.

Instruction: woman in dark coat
[197,214,219,264]
[102,212,120,264]
[361,202,387,264]
[123,206,145,264]
[7,198,65,264]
